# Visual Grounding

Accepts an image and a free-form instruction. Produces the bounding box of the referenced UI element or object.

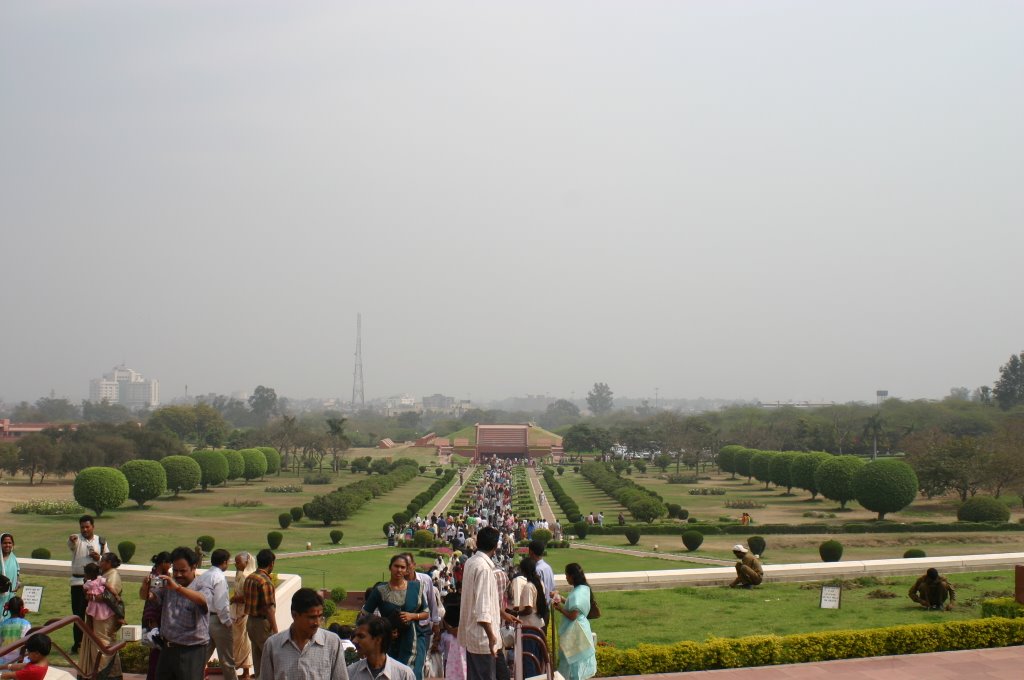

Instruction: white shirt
[535,559,556,605]
[66,533,108,587]
[195,565,233,626]
[457,551,501,655]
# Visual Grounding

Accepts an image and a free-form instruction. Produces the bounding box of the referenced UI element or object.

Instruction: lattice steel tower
[351,313,365,408]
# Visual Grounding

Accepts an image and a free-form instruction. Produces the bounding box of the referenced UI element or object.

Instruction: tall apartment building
[89,365,160,410]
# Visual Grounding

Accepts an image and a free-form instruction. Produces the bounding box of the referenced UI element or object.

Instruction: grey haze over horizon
[2,1,1022,407]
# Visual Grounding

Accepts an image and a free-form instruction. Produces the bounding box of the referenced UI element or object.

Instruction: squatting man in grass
[908,568,956,611]
[728,545,763,589]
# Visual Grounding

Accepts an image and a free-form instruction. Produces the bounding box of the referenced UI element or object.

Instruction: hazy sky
[2,1,1022,406]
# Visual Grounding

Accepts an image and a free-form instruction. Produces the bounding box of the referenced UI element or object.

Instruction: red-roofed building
[0,419,68,440]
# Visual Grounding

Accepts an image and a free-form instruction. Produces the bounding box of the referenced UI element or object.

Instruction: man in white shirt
[459,528,516,680]
[197,549,236,679]
[66,515,108,653]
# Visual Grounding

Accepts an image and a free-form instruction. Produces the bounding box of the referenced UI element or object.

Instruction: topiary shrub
[532,529,553,545]
[31,548,50,559]
[258,447,281,475]
[393,512,409,526]
[958,496,1011,523]
[814,455,866,509]
[747,536,766,557]
[267,531,283,550]
[682,530,704,551]
[557,466,565,476]
[573,466,580,473]
[322,599,337,618]
[330,530,343,545]
[625,528,641,545]
[239,448,269,483]
[903,548,927,558]
[161,455,202,496]
[435,468,443,476]
[222,449,244,482]
[412,530,435,547]
[73,467,129,516]
[573,521,588,539]
[196,535,216,552]
[279,513,292,529]
[330,586,348,602]
[191,450,229,490]
[290,506,304,521]
[117,541,136,563]
[666,503,682,519]
[120,460,167,508]
[819,539,843,562]
[852,459,919,520]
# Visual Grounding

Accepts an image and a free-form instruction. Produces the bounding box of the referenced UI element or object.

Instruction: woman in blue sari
[360,554,428,675]
[552,563,597,680]
[0,534,20,617]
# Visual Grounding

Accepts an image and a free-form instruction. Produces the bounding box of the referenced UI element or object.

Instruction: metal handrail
[0,616,128,680]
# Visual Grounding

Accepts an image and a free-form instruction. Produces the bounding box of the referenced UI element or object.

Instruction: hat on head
[732,544,749,554]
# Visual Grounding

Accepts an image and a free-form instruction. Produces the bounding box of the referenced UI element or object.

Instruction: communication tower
[351,313,365,409]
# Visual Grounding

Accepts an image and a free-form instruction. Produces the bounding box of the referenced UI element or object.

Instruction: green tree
[769,451,800,493]
[852,459,919,520]
[239,448,269,483]
[16,433,60,485]
[325,418,351,472]
[904,430,990,501]
[147,406,197,441]
[74,467,130,516]
[222,449,244,482]
[248,385,279,425]
[751,451,776,489]
[191,450,229,490]
[82,399,135,424]
[994,351,1024,410]
[814,455,866,509]
[717,445,742,477]
[861,412,886,460]
[120,459,168,508]
[258,447,282,475]
[0,442,18,478]
[734,448,756,482]
[539,399,582,430]
[788,451,833,499]
[161,455,202,496]
[563,423,612,454]
[586,382,614,416]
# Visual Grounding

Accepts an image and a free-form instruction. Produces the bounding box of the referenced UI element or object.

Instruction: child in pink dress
[82,563,113,621]
[439,608,466,680]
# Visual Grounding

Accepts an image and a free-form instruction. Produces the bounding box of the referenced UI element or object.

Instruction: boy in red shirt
[0,633,50,680]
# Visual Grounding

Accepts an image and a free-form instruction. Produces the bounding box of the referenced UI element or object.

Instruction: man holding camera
[67,515,109,654]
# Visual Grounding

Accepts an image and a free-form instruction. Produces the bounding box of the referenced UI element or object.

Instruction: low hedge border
[982,598,1024,619]
[582,521,1024,537]
[595,617,1024,676]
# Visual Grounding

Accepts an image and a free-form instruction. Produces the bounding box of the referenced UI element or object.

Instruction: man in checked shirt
[260,588,347,680]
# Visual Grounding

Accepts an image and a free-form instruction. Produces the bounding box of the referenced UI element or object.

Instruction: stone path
[527,466,558,525]
[570,541,734,566]
[615,645,1024,679]
[429,465,475,516]
[275,542,386,559]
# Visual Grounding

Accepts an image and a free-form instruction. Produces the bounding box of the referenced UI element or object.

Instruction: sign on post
[22,586,43,612]
[820,585,842,609]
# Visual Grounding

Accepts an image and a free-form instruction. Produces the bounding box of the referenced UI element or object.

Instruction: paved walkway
[430,465,475,516]
[527,466,558,525]
[617,645,1024,679]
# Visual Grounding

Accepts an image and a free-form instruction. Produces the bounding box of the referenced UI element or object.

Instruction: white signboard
[820,585,842,609]
[22,586,43,613]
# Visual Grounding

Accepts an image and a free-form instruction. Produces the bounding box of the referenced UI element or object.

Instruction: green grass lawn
[442,425,561,446]
[592,569,1016,648]
[3,469,455,562]
[547,472,629,522]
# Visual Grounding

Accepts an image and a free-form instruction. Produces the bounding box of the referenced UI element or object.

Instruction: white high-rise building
[89,365,160,410]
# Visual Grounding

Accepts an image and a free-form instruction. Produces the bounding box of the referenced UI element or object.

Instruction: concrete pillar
[1016,564,1024,605]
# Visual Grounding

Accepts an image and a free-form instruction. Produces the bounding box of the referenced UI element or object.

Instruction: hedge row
[982,598,1024,619]
[304,460,420,526]
[583,520,1024,536]
[543,468,582,523]
[595,617,1024,676]
[580,461,667,523]
[402,469,456,521]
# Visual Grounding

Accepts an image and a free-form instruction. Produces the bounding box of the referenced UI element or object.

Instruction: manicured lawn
[592,569,1015,648]
[547,472,629,522]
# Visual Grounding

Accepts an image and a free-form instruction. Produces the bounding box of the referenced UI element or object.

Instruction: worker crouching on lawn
[909,568,955,611]
[728,545,763,589]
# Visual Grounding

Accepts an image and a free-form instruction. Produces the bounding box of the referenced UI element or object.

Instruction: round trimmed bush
[666,503,682,519]
[279,513,292,529]
[120,460,167,508]
[852,459,919,520]
[625,528,641,545]
[435,468,443,476]
[747,536,766,557]
[322,599,337,618]
[903,549,927,558]
[532,529,553,545]
[957,496,1011,523]
[258,447,281,475]
[74,467,129,516]
[819,539,843,562]
[240,448,269,482]
[290,506,304,521]
[330,586,347,602]
[392,512,409,526]
[413,530,435,547]
[573,521,588,539]
[222,449,244,482]
[682,530,704,551]
[191,450,229,490]
[814,456,866,509]
[196,535,216,552]
[161,455,202,496]
[267,531,284,550]
[31,548,50,559]
[117,541,136,563]
[557,466,565,476]
[330,530,343,545]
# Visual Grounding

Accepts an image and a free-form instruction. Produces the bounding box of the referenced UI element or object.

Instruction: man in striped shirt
[458,528,518,680]
[260,588,347,680]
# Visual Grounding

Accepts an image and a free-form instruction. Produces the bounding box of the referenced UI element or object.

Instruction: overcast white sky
[2,1,1022,405]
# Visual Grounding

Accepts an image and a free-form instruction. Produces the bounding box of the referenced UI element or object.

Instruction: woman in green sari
[552,563,597,680]
[360,554,428,673]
